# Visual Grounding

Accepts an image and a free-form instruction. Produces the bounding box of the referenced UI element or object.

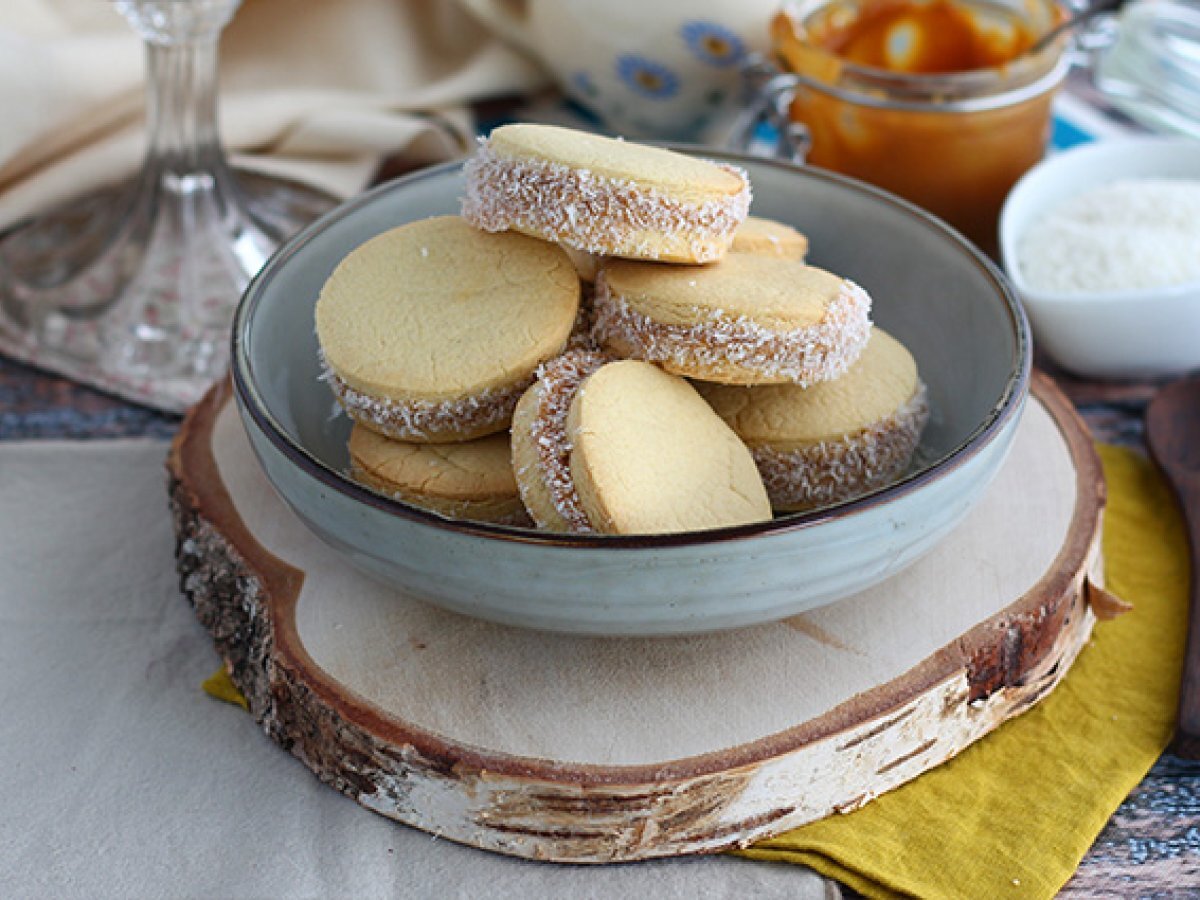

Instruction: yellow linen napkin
[739,443,1189,899]
[203,444,1188,898]
[202,668,249,712]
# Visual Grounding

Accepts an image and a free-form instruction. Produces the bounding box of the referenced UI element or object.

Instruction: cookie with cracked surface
[348,424,530,525]
[315,216,580,443]
[696,328,929,513]
[461,123,751,265]
[592,254,872,386]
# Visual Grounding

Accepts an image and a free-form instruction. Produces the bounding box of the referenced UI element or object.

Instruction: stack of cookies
[315,123,928,536]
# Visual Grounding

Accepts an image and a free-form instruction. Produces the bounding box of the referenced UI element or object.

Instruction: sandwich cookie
[316,216,580,442]
[349,425,530,526]
[593,254,872,386]
[696,328,929,512]
[511,350,611,532]
[732,216,809,261]
[462,123,751,264]
[512,357,771,534]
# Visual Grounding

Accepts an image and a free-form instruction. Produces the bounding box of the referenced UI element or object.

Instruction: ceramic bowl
[999,137,1200,380]
[232,152,1030,636]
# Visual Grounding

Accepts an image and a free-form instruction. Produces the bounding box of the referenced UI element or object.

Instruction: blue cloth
[1052,115,1096,151]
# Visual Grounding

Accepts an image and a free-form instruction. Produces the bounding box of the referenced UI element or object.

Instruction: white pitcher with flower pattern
[458,0,778,140]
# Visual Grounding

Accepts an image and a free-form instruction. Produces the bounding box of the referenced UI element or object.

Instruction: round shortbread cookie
[316,216,580,442]
[732,216,809,261]
[348,424,530,526]
[696,328,929,512]
[566,360,771,535]
[510,350,611,532]
[461,123,751,264]
[592,254,872,386]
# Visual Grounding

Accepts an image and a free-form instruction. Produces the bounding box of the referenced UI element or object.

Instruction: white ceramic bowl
[232,152,1030,636]
[999,137,1200,380]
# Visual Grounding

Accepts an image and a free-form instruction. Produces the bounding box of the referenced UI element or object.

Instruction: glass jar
[771,0,1069,252]
[1094,0,1200,139]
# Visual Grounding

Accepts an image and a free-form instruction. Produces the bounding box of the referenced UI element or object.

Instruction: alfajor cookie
[732,216,808,261]
[462,123,751,264]
[512,357,771,534]
[349,424,530,526]
[510,350,611,532]
[592,254,872,386]
[316,216,580,443]
[696,328,929,512]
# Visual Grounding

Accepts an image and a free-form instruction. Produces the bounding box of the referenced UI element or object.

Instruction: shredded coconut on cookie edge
[754,382,930,512]
[514,350,610,533]
[320,351,531,442]
[591,275,873,387]
[462,141,751,263]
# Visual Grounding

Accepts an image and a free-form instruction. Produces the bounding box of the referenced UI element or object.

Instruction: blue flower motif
[615,54,680,100]
[680,21,747,68]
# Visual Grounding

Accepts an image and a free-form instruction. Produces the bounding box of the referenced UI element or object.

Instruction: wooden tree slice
[168,372,1115,863]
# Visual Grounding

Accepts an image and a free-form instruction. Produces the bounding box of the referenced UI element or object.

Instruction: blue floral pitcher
[458,0,778,140]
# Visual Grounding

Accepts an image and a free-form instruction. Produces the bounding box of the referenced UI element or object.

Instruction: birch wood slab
[168,372,1114,863]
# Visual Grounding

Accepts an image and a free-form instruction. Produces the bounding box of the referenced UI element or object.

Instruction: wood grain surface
[162,376,1108,862]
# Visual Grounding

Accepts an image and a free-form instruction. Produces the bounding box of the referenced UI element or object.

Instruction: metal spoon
[1146,374,1200,759]
[1025,0,1127,57]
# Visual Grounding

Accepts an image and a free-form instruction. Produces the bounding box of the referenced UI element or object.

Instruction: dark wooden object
[1147,375,1200,760]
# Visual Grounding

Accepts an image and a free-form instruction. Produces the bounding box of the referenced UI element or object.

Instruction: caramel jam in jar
[773,0,1067,251]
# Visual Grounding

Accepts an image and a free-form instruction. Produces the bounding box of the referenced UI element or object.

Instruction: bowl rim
[1000,135,1200,305]
[232,150,1031,549]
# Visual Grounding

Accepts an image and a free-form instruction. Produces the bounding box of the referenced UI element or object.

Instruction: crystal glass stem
[104,0,275,379]
[0,0,334,408]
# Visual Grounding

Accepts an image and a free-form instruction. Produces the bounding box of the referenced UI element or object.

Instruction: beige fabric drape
[0,0,549,229]
[0,438,836,898]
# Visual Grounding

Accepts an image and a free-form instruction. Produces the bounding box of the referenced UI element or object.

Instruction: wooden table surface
[2,352,1197,895]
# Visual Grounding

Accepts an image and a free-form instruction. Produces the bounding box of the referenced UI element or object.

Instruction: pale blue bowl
[232,152,1030,636]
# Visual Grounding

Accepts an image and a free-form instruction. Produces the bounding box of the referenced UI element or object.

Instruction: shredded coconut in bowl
[1017,178,1200,294]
